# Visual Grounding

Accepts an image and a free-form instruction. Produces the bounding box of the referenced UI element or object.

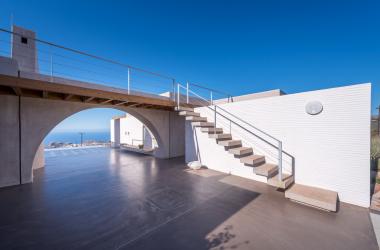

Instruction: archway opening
[34,107,160,171]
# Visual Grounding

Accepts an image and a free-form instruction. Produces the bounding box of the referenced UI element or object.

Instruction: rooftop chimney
[11,25,38,73]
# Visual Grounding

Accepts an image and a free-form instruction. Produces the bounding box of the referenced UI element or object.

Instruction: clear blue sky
[1,0,379,132]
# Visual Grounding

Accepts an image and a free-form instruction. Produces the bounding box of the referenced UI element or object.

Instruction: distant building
[110,114,157,150]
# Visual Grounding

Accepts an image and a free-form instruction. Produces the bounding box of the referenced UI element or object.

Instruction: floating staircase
[177,106,294,189]
[176,88,338,212]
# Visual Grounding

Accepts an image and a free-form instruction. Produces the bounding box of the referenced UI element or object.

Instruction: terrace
[0,147,376,249]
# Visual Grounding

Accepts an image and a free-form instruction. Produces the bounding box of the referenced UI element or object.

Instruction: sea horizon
[44,131,110,145]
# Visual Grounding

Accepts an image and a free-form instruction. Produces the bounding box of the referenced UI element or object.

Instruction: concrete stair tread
[175,107,194,112]
[179,111,200,117]
[209,133,232,140]
[186,116,207,122]
[285,184,338,212]
[267,173,294,189]
[240,154,266,165]
[192,122,214,127]
[201,127,223,134]
[218,140,242,147]
[228,147,253,156]
[254,163,278,177]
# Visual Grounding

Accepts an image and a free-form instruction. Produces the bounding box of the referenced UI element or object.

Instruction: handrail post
[214,105,217,134]
[278,141,283,181]
[50,54,53,82]
[186,81,189,104]
[177,83,180,109]
[127,67,130,94]
[172,79,176,101]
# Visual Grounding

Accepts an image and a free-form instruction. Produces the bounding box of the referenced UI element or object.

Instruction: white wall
[186,83,371,207]
[186,122,269,183]
[110,118,120,147]
[120,115,144,145]
[111,114,156,149]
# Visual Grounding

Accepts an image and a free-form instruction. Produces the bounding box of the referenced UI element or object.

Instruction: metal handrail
[0,27,174,81]
[188,82,232,100]
[177,83,284,181]
[0,27,234,101]
[180,84,280,144]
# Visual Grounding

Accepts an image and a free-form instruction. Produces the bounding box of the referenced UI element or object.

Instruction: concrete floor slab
[0,148,377,250]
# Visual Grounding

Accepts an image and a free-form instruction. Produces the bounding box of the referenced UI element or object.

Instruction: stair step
[175,106,194,112]
[218,140,242,147]
[285,184,338,212]
[240,155,266,166]
[186,116,207,122]
[267,173,294,189]
[209,133,232,140]
[201,127,223,134]
[192,122,214,127]
[254,163,278,177]
[179,111,200,117]
[228,147,253,156]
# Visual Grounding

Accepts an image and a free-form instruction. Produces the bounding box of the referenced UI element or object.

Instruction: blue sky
[0,0,379,132]
[48,109,124,132]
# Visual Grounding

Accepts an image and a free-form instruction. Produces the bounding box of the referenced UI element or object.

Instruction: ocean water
[44,131,110,145]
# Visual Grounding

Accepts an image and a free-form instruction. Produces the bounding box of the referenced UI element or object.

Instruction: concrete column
[0,95,20,187]
[168,111,185,157]
[125,108,185,158]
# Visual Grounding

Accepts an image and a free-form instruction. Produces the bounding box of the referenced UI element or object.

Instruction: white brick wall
[186,83,371,207]
[120,115,144,145]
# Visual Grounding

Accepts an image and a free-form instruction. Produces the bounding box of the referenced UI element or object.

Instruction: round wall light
[305,101,323,115]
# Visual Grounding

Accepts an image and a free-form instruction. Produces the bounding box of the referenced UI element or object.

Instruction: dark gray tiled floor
[0,148,377,250]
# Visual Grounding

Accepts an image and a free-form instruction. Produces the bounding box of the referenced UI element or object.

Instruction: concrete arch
[32,106,166,163]
[0,95,185,187]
